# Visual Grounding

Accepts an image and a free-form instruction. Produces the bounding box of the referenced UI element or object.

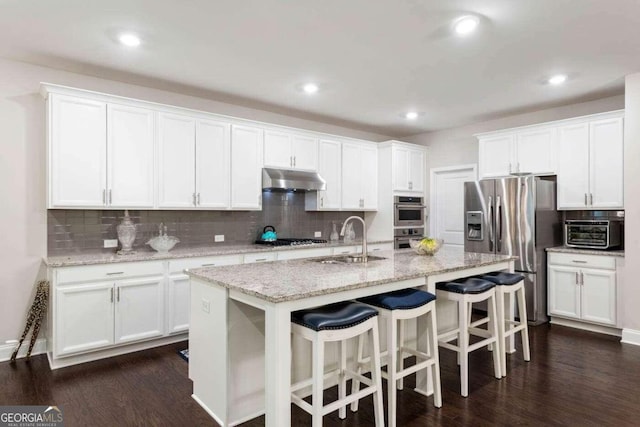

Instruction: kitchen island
[186,247,516,427]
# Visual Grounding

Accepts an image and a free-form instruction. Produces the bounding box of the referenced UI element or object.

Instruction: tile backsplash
[48,191,364,255]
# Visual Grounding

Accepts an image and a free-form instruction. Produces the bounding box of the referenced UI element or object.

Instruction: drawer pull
[201,263,216,267]
[254,258,267,262]
[571,260,587,264]
[106,272,124,276]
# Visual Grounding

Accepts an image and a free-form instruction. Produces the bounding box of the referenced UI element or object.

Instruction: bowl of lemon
[409,237,443,256]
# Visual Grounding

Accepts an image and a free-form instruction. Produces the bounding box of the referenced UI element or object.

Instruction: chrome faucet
[340,216,368,263]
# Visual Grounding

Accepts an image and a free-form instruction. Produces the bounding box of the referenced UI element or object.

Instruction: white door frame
[429,164,478,238]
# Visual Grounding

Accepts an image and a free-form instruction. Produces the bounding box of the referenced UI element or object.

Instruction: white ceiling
[1,0,639,136]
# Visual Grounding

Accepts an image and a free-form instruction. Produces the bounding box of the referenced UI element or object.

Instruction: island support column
[264,301,293,427]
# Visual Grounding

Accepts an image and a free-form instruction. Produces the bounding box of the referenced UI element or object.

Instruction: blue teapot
[261,225,277,241]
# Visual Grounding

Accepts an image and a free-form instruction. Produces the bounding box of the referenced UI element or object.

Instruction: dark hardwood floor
[2,324,640,426]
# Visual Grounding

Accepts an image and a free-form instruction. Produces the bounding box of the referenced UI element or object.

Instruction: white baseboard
[621,328,640,346]
[0,338,47,362]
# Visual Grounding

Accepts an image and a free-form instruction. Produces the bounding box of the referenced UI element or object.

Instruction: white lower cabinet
[54,268,165,357]
[548,253,617,328]
[55,282,115,355]
[114,276,165,344]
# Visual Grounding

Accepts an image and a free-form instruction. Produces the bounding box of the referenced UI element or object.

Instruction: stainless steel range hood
[262,168,326,191]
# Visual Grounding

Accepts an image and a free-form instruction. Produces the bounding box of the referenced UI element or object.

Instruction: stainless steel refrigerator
[464,175,562,324]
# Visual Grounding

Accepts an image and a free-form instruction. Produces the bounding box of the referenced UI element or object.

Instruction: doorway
[429,164,477,247]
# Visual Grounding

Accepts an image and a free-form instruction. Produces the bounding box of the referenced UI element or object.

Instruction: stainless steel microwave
[564,220,622,249]
[394,196,426,227]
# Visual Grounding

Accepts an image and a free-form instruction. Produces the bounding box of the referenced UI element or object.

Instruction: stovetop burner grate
[254,238,328,247]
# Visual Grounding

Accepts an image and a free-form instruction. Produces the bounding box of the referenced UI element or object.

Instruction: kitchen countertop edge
[44,240,395,267]
[546,246,625,257]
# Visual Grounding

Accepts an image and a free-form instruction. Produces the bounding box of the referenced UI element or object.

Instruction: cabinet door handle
[589,193,593,206]
[201,263,216,267]
[117,287,120,302]
[580,272,584,286]
[192,193,196,206]
[584,193,588,206]
[509,163,512,174]
[110,288,114,303]
[571,260,587,264]
[293,156,296,167]
[102,189,106,205]
[290,156,293,167]
[320,197,324,207]
[409,181,413,190]
[106,271,124,275]
[197,193,201,205]
[575,272,579,285]
[108,189,112,205]
[254,258,267,262]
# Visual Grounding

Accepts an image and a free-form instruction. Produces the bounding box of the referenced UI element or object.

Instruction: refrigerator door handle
[488,196,494,251]
[496,195,503,252]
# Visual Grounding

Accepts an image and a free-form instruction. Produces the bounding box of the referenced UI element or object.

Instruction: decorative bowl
[409,238,443,256]
[146,235,180,253]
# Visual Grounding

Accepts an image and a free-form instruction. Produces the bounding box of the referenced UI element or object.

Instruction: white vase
[117,210,137,254]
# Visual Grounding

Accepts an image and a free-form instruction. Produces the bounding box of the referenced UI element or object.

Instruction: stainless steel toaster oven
[564,220,622,249]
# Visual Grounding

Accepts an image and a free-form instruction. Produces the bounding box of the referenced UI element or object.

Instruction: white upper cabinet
[107,104,155,208]
[157,113,197,208]
[516,127,555,175]
[557,123,590,209]
[231,125,264,209]
[49,94,157,209]
[342,142,378,211]
[264,130,318,171]
[158,115,230,209]
[478,127,555,179]
[557,114,624,209]
[392,145,425,193]
[195,119,230,208]
[49,94,107,208]
[306,139,342,210]
[478,134,514,178]
[589,118,624,209]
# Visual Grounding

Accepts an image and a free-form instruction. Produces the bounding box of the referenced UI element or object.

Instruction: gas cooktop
[254,238,328,247]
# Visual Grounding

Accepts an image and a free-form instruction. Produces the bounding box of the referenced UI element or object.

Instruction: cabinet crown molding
[474,109,624,139]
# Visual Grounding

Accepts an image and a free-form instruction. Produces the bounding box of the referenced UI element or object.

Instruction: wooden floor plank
[1,324,640,426]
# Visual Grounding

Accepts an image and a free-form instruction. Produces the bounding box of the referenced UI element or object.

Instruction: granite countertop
[186,246,517,303]
[44,240,394,267]
[546,246,625,257]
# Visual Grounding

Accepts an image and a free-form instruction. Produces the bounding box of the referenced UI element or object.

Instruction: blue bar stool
[436,278,502,397]
[479,272,530,376]
[290,301,385,427]
[353,288,441,427]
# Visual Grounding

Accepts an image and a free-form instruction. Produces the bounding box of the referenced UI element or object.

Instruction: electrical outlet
[214,234,225,242]
[201,299,210,314]
[103,239,118,248]
[314,231,322,238]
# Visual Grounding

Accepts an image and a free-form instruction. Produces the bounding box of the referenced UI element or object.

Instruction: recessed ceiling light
[302,83,319,94]
[118,33,141,47]
[548,74,567,85]
[454,16,479,36]
[405,111,419,120]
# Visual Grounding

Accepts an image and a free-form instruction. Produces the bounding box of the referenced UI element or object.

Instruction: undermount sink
[314,255,386,264]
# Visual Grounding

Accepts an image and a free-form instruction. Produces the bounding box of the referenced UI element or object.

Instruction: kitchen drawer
[277,247,332,261]
[56,261,164,284]
[243,252,277,264]
[548,252,616,270]
[332,245,361,255]
[368,243,393,252]
[169,255,243,273]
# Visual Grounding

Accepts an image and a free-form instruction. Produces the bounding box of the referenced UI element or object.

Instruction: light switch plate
[201,299,210,313]
[314,231,322,238]
[103,239,118,248]
[214,234,225,242]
